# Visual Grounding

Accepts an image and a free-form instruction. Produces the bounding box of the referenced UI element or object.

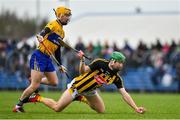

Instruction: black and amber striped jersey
[38,20,64,56]
[72,58,124,93]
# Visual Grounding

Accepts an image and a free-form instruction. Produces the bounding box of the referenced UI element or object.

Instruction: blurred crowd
[0,36,180,91]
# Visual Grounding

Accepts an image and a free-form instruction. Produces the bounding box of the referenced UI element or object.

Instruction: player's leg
[27,54,58,93]
[28,71,58,86]
[13,70,43,112]
[19,70,43,100]
[28,76,39,93]
[40,71,58,86]
[30,89,73,112]
[27,71,58,95]
[85,92,105,113]
[73,95,89,105]
[38,56,58,86]
[28,72,58,93]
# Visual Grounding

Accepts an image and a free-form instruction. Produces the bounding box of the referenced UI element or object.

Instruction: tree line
[0,10,47,40]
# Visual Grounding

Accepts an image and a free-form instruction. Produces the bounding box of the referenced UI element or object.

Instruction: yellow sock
[37,96,43,102]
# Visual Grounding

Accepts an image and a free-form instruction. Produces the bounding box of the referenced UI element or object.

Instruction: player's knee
[54,107,62,112]
[92,106,105,113]
[96,108,105,113]
[51,81,58,86]
[54,108,61,112]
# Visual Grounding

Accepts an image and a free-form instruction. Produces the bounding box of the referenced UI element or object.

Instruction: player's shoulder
[116,73,123,81]
[47,20,58,25]
[93,58,109,63]
[89,58,109,69]
[46,20,62,31]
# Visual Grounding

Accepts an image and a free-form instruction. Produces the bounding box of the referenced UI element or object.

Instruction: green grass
[0,91,180,119]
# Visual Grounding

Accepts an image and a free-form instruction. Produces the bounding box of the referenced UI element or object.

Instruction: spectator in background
[0,50,6,72]
[75,36,85,51]
[131,41,148,68]
[93,40,102,57]
[161,64,173,87]
[123,40,133,57]
[155,38,162,51]
[137,40,148,51]
[175,62,180,92]
[122,40,133,67]
[131,49,144,68]
[0,40,7,72]
[66,51,79,78]
[86,41,94,60]
[7,47,20,74]
[112,41,120,51]
[170,39,177,52]
[6,39,17,55]
[102,40,113,59]
[162,42,170,64]
[17,38,32,79]
[86,42,94,53]
[172,43,180,92]
[162,42,170,54]
[150,47,164,86]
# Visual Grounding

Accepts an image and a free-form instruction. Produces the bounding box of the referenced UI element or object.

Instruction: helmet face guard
[110,51,126,63]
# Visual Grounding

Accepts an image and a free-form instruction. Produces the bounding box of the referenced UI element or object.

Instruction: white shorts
[67,79,97,99]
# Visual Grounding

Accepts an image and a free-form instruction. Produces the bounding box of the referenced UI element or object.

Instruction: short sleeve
[113,76,124,89]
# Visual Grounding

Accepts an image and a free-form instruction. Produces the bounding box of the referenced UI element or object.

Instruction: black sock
[17,100,24,106]
[17,96,29,106]
[17,89,39,106]
[34,89,39,93]
[22,96,30,103]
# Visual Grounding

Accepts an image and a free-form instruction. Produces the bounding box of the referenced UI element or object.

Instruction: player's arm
[79,59,91,74]
[39,27,51,37]
[54,46,67,73]
[37,21,55,42]
[78,51,102,74]
[54,46,62,65]
[114,77,145,114]
[78,51,90,74]
[37,27,51,42]
[118,88,146,114]
[118,88,138,111]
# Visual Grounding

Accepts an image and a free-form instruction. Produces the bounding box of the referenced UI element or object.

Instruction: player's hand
[36,34,44,43]
[59,65,67,73]
[135,107,146,114]
[77,50,85,60]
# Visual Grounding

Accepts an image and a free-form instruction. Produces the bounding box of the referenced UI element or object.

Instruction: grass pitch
[0,91,180,119]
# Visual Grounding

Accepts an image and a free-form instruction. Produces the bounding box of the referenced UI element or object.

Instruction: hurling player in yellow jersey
[28,51,146,114]
[13,6,72,112]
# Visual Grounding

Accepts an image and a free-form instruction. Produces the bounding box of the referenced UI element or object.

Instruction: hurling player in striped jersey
[28,51,146,114]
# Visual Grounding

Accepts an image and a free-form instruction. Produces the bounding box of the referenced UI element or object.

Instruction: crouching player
[28,51,146,114]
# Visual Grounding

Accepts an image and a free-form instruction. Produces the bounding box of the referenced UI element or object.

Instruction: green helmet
[110,51,126,63]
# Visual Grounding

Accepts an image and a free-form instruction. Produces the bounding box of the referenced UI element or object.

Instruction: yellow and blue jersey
[38,20,65,55]
[30,20,64,72]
